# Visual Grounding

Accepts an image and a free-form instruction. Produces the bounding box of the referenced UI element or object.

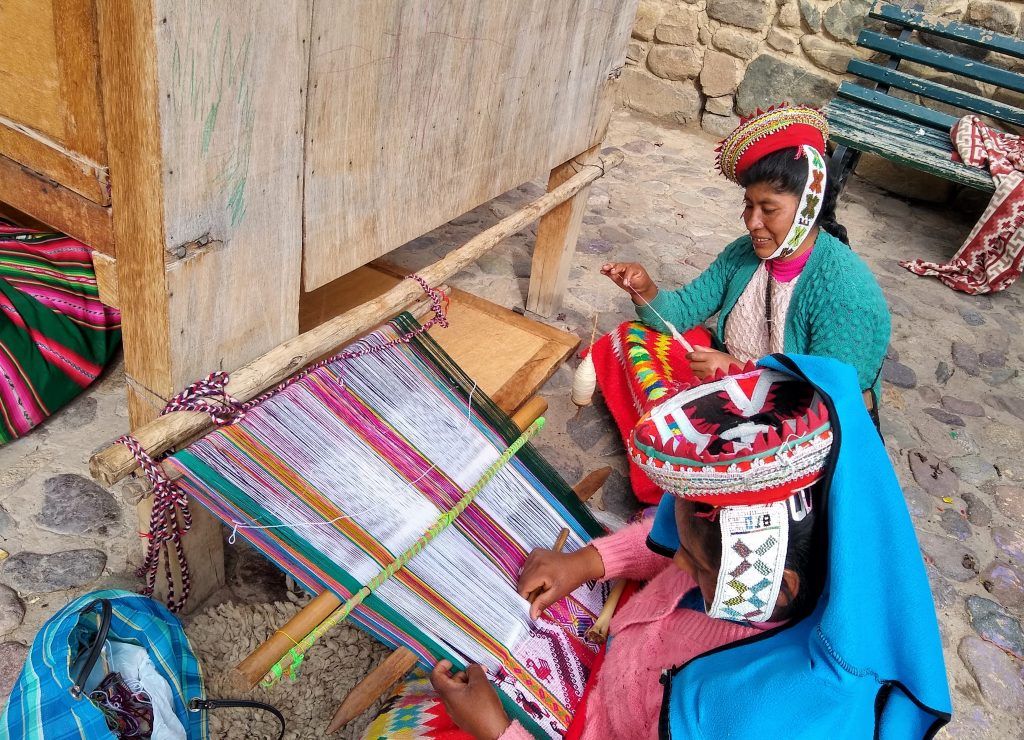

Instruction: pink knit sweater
[500,520,769,740]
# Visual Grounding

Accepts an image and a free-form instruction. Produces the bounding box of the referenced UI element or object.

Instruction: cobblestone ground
[1,109,1022,737]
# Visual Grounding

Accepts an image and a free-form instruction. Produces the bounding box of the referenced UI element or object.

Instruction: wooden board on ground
[299,264,579,413]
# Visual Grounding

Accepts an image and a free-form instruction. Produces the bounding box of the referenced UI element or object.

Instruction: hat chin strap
[761,145,827,261]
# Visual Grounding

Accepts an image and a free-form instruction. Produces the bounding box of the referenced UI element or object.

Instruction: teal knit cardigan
[636,229,891,397]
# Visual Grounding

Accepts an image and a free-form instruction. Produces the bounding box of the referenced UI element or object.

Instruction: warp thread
[262,417,547,687]
[116,274,449,612]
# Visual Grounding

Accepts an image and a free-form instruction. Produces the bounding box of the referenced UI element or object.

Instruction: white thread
[626,284,695,353]
[227,462,440,544]
[467,381,477,428]
[775,433,801,469]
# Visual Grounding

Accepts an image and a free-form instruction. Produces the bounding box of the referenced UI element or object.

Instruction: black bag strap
[189,698,286,740]
[71,599,112,698]
[70,598,286,739]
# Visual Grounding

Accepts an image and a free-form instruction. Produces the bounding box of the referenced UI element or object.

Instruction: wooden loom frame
[89,153,621,723]
[0,0,640,611]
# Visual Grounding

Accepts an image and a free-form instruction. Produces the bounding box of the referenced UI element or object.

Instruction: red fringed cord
[115,275,448,612]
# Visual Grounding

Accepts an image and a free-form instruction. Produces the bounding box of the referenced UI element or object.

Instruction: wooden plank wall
[154,0,309,385]
[97,0,309,608]
[0,0,110,204]
[301,0,634,290]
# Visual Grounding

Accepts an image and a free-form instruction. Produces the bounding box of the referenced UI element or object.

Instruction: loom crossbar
[89,150,622,486]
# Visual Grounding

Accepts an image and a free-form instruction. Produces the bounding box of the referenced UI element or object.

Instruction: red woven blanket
[901,115,1024,294]
[589,321,713,504]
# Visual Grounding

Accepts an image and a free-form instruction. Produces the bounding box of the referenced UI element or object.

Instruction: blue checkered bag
[1,589,284,739]
[0,590,207,739]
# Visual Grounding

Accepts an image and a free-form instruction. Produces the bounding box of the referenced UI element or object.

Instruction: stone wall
[619,0,1024,140]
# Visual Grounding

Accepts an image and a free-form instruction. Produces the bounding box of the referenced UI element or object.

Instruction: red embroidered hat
[628,363,833,507]
[716,104,829,184]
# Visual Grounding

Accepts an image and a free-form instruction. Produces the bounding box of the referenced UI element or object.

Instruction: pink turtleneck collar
[766,241,815,283]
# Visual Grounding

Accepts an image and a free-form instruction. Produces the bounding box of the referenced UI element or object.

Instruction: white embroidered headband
[707,489,812,622]
[765,145,828,260]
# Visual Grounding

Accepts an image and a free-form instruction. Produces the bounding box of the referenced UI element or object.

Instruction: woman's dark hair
[690,483,824,621]
[738,147,849,245]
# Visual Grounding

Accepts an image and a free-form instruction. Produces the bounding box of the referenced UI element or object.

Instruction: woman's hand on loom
[600,262,658,303]
[686,345,743,380]
[518,544,605,620]
[430,661,510,740]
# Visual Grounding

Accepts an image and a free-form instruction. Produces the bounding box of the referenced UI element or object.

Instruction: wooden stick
[524,527,571,604]
[571,466,612,502]
[89,150,623,486]
[228,393,550,692]
[510,396,548,432]
[585,579,628,644]
[228,590,340,693]
[326,647,419,734]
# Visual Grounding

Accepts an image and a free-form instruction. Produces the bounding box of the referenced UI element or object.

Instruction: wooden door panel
[0,0,109,204]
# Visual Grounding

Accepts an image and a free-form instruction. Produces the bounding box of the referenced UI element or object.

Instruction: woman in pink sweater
[428,366,828,740]
[431,505,798,740]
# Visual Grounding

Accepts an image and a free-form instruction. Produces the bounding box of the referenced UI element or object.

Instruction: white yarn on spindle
[572,317,600,407]
[571,351,598,407]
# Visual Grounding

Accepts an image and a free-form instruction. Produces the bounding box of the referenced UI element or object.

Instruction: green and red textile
[0,223,121,445]
[588,321,711,504]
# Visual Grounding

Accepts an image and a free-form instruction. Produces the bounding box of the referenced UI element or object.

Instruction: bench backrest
[838,2,1024,134]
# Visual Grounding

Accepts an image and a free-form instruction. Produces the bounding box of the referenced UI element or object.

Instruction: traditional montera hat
[629,363,833,621]
[716,104,829,184]
[716,105,831,260]
[628,363,832,506]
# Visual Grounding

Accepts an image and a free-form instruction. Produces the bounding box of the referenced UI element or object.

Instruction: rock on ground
[0,549,107,594]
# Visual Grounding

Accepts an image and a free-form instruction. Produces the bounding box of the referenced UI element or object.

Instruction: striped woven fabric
[167,314,607,739]
[0,589,206,739]
[588,321,712,503]
[0,223,121,445]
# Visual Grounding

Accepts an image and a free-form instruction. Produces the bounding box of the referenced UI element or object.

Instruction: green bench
[827,1,1024,194]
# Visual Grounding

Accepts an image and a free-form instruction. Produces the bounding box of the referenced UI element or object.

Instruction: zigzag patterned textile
[165,314,607,738]
[588,321,712,504]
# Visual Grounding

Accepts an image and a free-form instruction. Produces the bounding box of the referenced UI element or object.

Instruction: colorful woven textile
[166,314,607,738]
[362,671,473,739]
[0,223,121,444]
[588,321,712,504]
[902,115,1024,294]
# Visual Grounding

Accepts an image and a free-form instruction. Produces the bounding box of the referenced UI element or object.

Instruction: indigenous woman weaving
[370,357,951,739]
[591,106,890,504]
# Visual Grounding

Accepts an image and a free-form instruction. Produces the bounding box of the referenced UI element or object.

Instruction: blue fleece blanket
[647,354,951,739]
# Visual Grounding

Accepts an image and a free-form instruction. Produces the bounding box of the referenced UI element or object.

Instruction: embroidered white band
[708,500,790,623]
[763,145,827,261]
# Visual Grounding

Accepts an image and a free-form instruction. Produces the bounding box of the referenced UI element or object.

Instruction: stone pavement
[1,109,1022,737]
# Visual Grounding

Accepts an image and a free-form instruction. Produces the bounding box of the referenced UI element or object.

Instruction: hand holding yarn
[687,345,744,380]
[430,661,510,740]
[601,262,658,302]
[517,544,605,620]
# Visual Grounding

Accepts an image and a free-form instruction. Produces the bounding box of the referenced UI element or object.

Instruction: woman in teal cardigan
[602,107,890,418]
